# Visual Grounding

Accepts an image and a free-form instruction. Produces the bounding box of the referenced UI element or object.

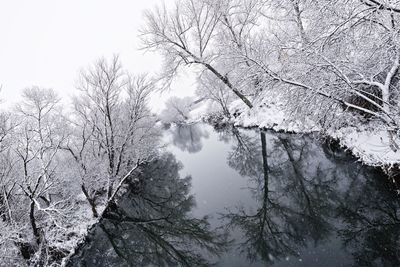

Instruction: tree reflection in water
[337,167,400,267]
[169,124,209,153]
[71,124,400,267]
[219,126,400,266]
[69,153,228,267]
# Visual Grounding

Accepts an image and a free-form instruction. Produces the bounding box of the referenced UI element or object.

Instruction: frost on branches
[0,57,161,266]
[142,0,400,167]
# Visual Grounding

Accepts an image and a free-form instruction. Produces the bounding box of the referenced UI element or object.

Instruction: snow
[330,126,400,166]
[204,98,400,168]
[60,204,107,267]
[229,99,319,133]
[188,99,214,122]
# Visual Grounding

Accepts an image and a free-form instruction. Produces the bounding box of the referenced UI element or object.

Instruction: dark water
[68,124,400,267]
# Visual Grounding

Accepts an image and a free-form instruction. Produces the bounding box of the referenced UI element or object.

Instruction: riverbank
[61,171,141,267]
[197,99,400,190]
[65,122,400,266]
[59,206,104,267]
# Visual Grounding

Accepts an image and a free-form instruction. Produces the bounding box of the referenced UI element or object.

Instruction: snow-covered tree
[6,87,76,265]
[143,0,400,138]
[68,56,161,216]
[140,0,254,108]
[159,96,195,124]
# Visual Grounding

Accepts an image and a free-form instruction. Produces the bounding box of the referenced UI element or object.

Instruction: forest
[148,0,400,167]
[1,0,400,266]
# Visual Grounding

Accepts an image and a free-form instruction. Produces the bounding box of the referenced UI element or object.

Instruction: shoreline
[61,175,140,266]
[61,118,400,265]
[200,102,400,191]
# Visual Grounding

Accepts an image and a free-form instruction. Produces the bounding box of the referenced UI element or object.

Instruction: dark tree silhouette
[68,153,228,267]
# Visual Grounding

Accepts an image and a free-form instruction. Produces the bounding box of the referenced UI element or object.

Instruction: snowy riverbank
[228,100,400,169]
[187,97,400,174]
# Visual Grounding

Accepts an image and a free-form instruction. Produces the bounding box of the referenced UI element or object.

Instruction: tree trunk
[291,0,308,43]
[107,179,114,200]
[29,201,40,244]
[3,189,13,223]
[202,62,253,108]
[81,184,98,218]
[382,85,390,114]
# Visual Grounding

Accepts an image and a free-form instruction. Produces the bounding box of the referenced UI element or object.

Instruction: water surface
[69,124,400,267]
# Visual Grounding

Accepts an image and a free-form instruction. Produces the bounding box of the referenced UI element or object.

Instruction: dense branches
[143,0,400,136]
[0,57,161,266]
[140,0,254,108]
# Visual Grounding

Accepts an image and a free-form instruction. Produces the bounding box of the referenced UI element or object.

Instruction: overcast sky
[0,0,195,111]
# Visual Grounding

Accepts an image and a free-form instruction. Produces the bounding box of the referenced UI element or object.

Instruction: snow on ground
[60,203,107,266]
[330,126,400,166]
[229,99,320,133]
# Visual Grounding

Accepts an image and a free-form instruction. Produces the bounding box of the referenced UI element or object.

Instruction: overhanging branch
[362,0,400,13]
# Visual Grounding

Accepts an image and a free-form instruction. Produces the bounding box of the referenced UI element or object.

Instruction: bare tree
[140,0,254,108]
[68,56,160,217]
[10,87,74,265]
[160,96,195,124]
[211,0,400,137]
[0,113,17,225]
[0,61,161,265]
[197,72,234,117]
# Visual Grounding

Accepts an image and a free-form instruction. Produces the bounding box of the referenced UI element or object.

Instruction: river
[68,123,400,267]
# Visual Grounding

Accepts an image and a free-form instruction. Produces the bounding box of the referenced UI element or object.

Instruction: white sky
[0,0,195,112]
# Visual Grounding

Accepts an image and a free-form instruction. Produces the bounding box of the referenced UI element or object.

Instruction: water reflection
[71,124,400,267]
[336,168,400,267]
[219,125,399,266]
[222,129,336,264]
[169,124,209,153]
[69,153,227,267]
